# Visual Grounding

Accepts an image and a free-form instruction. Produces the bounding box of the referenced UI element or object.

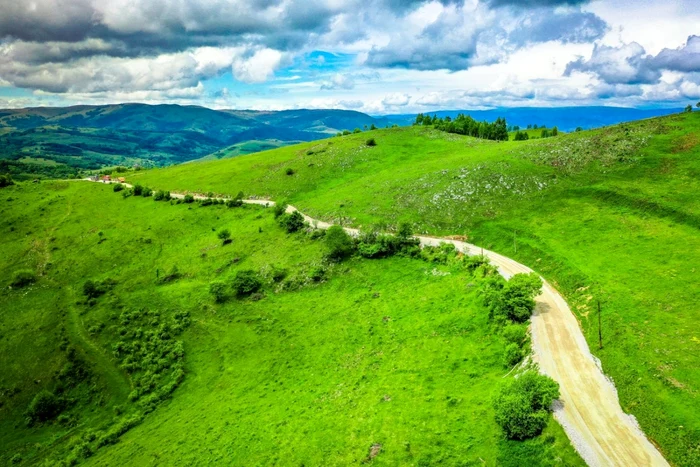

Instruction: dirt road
[89,181,669,466]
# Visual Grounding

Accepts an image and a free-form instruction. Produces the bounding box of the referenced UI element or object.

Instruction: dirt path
[89,181,669,466]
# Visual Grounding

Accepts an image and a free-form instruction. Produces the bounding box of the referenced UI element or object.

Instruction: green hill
[127,111,700,466]
[0,104,390,178]
[0,181,581,465]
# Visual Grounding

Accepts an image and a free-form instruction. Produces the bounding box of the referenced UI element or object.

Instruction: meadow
[130,111,700,465]
[0,181,582,465]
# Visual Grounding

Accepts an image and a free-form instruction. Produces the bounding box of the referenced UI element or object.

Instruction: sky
[0,0,698,114]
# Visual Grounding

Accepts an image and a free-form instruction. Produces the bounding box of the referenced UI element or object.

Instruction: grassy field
[130,111,700,465]
[0,181,582,465]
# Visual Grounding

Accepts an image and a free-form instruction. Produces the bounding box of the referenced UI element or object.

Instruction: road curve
[90,181,669,466]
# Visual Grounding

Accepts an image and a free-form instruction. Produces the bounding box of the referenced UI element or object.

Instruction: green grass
[0,182,582,465]
[129,111,700,465]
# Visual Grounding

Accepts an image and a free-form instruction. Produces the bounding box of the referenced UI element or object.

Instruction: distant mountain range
[384,106,681,132]
[0,103,684,179]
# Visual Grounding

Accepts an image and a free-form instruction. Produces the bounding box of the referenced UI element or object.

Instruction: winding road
[91,180,670,466]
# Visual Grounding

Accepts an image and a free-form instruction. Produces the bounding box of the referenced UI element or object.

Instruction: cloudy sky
[0,0,698,114]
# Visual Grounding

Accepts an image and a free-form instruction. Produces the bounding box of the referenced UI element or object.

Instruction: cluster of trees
[414,113,509,141]
[684,102,700,112]
[335,123,379,137]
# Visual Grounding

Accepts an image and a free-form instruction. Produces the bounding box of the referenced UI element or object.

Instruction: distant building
[118,177,126,183]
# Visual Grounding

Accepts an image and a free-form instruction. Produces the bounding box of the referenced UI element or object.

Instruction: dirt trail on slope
[88,181,669,466]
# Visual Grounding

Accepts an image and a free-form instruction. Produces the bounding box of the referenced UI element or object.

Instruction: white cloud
[232,48,284,83]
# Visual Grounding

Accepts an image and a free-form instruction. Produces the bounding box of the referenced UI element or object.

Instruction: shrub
[684,104,693,113]
[308,264,327,282]
[132,184,143,196]
[83,279,104,299]
[200,198,214,207]
[280,211,305,233]
[493,371,559,440]
[209,281,227,303]
[153,190,170,201]
[273,202,288,218]
[217,229,231,241]
[353,128,361,134]
[342,129,351,136]
[502,273,543,322]
[502,324,527,346]
[285,167,295,175]
[113,183,125,192]
[482,273,542,323]
[325,225,355,261]
[232,270,262,297]
[183,194,195,203]
[503,343,523,367]
[0,173,15,187]
[11,269,36,288]
[26,390,63,424]
[142,187,153,197]
[226,198,243,208]
[366,138,377,147]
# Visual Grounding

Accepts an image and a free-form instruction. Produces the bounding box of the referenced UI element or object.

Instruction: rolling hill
[0,181,582,466]
[127,110,700,466]
[0,104,390,178]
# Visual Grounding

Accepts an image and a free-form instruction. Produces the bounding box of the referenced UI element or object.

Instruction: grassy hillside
[0,181,582,466]
[130,111,700,465]
[0,104,389,177]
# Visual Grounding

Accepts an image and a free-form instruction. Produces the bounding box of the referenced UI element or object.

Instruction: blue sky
[0,0,698,114]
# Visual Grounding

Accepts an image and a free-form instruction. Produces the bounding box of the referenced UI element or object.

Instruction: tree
[325,225,354,261]
[575,127,583,132]
[353,128,362,134]
[551,126,559,136]
[113,183,124,192]
[502,273,542,322]
[232,270,262,297]
[414,113,424,125]
[280,211,305,233]
[493,371,559,440]
[183,194,195,203]
[132,184,143,196]
[370,123,377,130]
[685,104,693,113]
[696,102,700,108]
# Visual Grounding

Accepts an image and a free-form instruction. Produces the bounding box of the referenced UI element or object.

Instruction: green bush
[273,202,288,218]
[132,184,143,196]
[217,229,231,241]
[183,194,195,203]
[226,198,243,208]
[493,371,559,440]
[11,269,36,288]
[280,211,306,233]
[153,190,170,201]
[83,279,104,299]
[113,183,125,192]
[366,138,377,146]
[502,324,527,346]
[325,225,354,261]
[232,270,262,297]
[503,343,523,367]
[482,273,542,323]
[142,187,153,197]
[200,198,214,206]
[209,281,227,303]
[26,390,63,424]
[285,167,295,175]
[0,173,14,187]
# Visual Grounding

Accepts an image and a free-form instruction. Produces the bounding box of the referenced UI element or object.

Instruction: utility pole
[598,300,603,350]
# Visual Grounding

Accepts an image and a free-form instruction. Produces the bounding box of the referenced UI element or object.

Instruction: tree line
[414,113,509,141]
